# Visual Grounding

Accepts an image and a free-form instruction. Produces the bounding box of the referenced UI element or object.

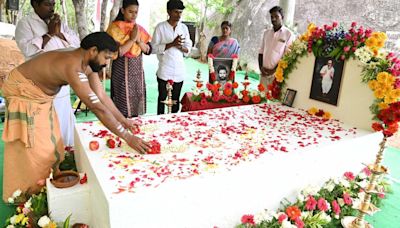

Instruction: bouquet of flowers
[237,168,390,228]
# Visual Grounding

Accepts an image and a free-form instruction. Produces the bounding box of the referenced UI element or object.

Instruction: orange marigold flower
[377,72,390,83]
[258,83,265,92]
[323,111,332,119]
[366,37,377,48]
[286,206,302,221]
[378,102,389,110]
[368,80,378,90]
[374,89,385,99]
[252,95,261,104]
[242,95,250,103]
[223,88,232,96]
[242,90,249,97]
[232,82,239,89]
[307,107,318,115]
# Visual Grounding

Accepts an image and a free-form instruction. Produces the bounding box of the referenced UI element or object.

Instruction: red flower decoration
[207,53,215,59]
[223,88,232,96]
[80,173,88,184]
[231,54,239,59]
[286,205,301,221]
[232,82,239,89]
[251,95,261,104]
[242,95,250,103]
[257,83,265,92]
[107,138,116,149]
[229,71,235,80]
[210,72,216,82]
[167,79,174,85]
[147,140,161,154]
[241,214,255,225]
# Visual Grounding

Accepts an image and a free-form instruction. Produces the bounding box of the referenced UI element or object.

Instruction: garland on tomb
[237,168,390,228]
[271,22,400,136]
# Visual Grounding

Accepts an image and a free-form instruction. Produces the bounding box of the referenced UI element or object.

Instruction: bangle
[44,33,53,39]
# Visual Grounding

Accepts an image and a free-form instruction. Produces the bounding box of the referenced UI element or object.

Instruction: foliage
[236,169,391,228]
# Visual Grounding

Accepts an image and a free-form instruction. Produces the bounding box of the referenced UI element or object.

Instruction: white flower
[7,197,14,204]
[260,91,266,98]
[10,215,17,225]
[219,90,223,95]
[319,212,332,222]
[297,192,305,202]
[358,172,367,180]
[340,179,350,188]
[395,39,400,49]
[357,180,368,188]
[12,189,22,198]
[337,198,345,206]
[205,91,212,97]
[237,92,243,99]
[38,216,51,227]
[324,180,335,192]
[250,90,259,97]
[301,211,311,219]
[24,198,32,209]
[301,184,320,196]
[6,225,15,228]
[281,220,296,228]
[193,89,200,96]
[254,210,270,223]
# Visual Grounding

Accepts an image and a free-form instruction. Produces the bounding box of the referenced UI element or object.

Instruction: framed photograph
[309,57,345,106]
[282,89,297,107]
[209,57,234,87]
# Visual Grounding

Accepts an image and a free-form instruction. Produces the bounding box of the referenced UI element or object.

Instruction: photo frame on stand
[282,89,297,107]
[209,58,234,85]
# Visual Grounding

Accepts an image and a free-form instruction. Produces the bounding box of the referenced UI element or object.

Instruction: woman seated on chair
[207,21,240,58]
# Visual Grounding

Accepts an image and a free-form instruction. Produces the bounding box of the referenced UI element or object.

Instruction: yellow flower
[21,217,29,226]
[384,96,396,104]
[278,60,288,69]
[386,74,396,85]
[374,89,385,99]
[366,37,378,48]
[368,80,378,90]
[376,39,385,48]
[307,107,318,115]
[45,222,58,228]
[378,102,389,110]
[391,89,400,98]
[376,72,390,83]
[323,112,332,119]
[15,213,25,224]
[275,68,284,82]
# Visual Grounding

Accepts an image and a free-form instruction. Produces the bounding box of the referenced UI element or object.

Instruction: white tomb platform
[68,103,381,228]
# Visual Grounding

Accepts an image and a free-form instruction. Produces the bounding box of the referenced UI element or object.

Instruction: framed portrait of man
[282,89,297,107]
[209,58,234,87]
[309,57,345,106]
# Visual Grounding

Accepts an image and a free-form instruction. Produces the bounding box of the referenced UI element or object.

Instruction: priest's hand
[125,134,151,154]
[122,118,142,134]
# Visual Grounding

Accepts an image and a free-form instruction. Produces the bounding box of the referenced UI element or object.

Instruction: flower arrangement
[307,107,332,120]
[237,168,390,228]
[271,21,400,137]
[191,73,268,104]
[5,188,71,228]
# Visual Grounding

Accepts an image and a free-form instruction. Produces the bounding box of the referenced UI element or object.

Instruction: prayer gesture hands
[172,34,185,48]
[48,13,61,36]
[130,24,140,42]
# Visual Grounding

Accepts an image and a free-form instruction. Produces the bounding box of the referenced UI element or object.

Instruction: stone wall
[206,0,400,72]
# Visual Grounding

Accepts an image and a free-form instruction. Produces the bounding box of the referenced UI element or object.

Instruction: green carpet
[1,56,399,227]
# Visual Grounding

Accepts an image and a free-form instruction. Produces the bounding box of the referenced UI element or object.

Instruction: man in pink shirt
[258,6,295,88]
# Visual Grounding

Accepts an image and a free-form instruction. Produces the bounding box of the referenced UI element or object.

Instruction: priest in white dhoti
[15,0,80,146]
[320,59,335,95]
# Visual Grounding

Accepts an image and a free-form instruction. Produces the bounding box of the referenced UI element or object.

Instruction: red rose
[167,79,174,85]
[80,173,88,184]
[232,82,239,89]
[147,140,161,154]
[315,109,325,117]
[371,122,384,132]
[223,88,232,96]
[242,95,250,103]
[251,95,261,104]
[107,138,116,149]
[89,140,99,151]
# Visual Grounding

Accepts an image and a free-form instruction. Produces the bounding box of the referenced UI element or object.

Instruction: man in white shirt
[320,59,335,95]
[258,6,294,89]
[15,0,80,147]
[151,0,192,114]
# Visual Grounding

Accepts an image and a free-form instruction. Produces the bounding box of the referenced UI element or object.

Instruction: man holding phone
[15,0,80,147]
[151,0,192,114]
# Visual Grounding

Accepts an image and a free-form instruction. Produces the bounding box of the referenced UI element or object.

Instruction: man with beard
[258,6,294,89]
[15,0,80,148]
[2,32,150,201]
[152,0,192,114]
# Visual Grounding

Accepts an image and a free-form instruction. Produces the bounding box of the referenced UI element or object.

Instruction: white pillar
[279,0,296,28]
